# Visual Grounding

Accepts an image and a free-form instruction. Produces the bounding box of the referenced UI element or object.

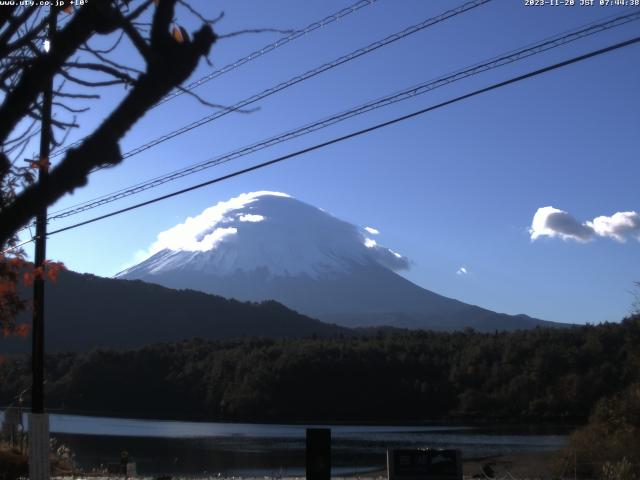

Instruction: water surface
[1,411,569,476]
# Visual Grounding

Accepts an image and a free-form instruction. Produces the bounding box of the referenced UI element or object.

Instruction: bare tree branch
[175,85,259,113]
[81,30,125,55]
[52,102,90,114]
[0,0,217,245]
[0,6,38,55]
[3,118,38,147]
[119,12,154,62]
[53,91,101,100]
[0,5,18,32]
[80,45,144,74]
[63,61,137,84]
[0,0,121,143]
[59,68,128,87]
[178,1,224,26]
[1,12,49,58]
[218,28,295,39]
[125,0,153,22]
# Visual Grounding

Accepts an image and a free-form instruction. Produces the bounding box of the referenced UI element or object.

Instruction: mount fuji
[117,191,557,331]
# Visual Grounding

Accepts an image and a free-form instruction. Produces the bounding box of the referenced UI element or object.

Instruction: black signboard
[387,448,462,480]
[306,428,331,480]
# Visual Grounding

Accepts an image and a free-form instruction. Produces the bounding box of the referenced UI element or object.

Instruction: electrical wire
[157,0,379,106]
[1,238,36,256]
[44,9,640,223]
[48,0,380,158]
[36,35,640,242]
[48,0,492,163]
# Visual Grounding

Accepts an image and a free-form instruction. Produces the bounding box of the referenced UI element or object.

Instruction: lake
[1,411,569,476]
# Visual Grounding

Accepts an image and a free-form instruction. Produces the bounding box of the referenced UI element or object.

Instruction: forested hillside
[1,315,638,423]
[5,270,348,353]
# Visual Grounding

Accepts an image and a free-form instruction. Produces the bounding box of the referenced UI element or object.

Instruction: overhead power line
[157,0,379,106]
[4,34,637,257]
[49,0,380,158]
[44,10,640,223]
[1,238,36,256]
[48,0,492,162]
[36,35,639,243]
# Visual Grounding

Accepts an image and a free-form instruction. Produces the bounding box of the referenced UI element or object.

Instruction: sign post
[306,428,331,480]
[387,448,462,480]
[28,413,50,480]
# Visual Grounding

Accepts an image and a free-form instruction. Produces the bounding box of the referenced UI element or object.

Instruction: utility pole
[29,6,57,480]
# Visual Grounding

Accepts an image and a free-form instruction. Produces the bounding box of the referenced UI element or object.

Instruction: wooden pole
[29,6,56,480]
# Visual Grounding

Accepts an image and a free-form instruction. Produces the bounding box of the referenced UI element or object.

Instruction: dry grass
[0,442,27,480]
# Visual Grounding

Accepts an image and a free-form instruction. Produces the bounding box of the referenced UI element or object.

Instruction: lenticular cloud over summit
[118,192,556,332]
[146,191,289,254]
[123,191,409,279]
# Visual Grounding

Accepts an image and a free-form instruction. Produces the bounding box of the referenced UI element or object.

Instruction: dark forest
[2,315,638,424]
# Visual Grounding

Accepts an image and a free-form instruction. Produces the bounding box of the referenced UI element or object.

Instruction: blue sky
[28,0,640,325]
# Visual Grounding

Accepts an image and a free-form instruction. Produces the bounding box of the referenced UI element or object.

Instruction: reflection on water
[1,412,568,476]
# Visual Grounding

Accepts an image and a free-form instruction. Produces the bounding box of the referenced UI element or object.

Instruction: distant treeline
[1,315,639,423]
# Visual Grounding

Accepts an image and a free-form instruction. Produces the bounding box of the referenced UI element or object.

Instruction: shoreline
[46,451,561,480]
[347,451,559,480]
[1,407,583,429]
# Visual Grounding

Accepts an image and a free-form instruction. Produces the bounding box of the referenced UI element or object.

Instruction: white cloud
[530,206,640,243]
[361,228,409,270]
[238,214,265,223]
[127,190,412,274]
[586,211,640,242]
[369,247,410,271]
[530,206,594,242]
[147,191,287,254]
[364,238,377,248]
[457,266,468,275]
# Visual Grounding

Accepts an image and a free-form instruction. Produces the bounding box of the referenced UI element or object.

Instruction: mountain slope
[118,192,560,331]
[5,269,348,353]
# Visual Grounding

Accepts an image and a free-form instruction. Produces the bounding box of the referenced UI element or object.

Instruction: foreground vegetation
[553,382,640,480]
[0,441,73,479]
[2,315,638,424]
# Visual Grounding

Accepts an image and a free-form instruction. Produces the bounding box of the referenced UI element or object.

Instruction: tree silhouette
[0,0,224,341]
[0,0,218,247]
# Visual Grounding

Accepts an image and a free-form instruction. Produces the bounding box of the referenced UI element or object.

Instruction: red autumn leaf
[47,268,58,282]
[0,280,16,296]
[26,156,50,172]
[172,26,185,43]
[44,261,65,283]
[39,156,50,172]
[33,266,44,281]
[23,271,34,287]
[8,257,24,268]
[15,324,31,338]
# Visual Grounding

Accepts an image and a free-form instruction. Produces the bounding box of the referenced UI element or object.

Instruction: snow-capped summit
[118,191,557,331]
[117,191,409,279]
